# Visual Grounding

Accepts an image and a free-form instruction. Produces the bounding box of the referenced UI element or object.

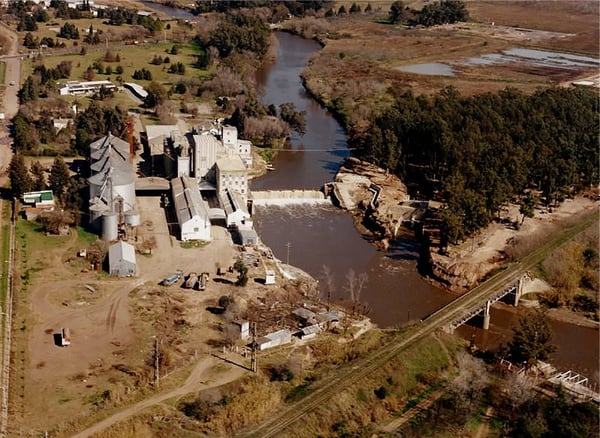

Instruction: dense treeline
[193,0,332,18]
[351,86,599,242]
[98,7,163,34]
[389,0,469,26]
[74,101,127,156]
[209,11,271,59]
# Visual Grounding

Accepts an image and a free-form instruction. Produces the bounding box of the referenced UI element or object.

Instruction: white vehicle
[61,328,71,346]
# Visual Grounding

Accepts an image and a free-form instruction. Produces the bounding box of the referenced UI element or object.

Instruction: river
[252,31,598,383]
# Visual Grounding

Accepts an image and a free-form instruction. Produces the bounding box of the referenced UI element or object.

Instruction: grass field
[24,39,209,86]
[0,61,5,85]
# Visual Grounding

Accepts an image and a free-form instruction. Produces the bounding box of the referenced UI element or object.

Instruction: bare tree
[450,351,489,418]
[320,265,335,311]
[503,372,535,412]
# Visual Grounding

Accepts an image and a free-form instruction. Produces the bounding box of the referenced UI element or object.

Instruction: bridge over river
[242,210,599,437]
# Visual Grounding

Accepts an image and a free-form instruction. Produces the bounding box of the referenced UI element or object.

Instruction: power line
[265,147,358,152]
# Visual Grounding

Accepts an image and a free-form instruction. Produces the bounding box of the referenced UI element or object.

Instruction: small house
[229,320,250,340]
[265,270,276,285]
[256,329,291,351]
[299,324,321,340]
[292,307,317,326]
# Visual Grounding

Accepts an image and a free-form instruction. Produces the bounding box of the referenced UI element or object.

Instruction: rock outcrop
[328,157,415,249]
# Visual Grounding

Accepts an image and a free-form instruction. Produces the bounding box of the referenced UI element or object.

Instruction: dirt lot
[16,182,316,434]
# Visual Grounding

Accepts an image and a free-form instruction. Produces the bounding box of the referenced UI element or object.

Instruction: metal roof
[171,176,209,225]
[108,240,136,264]
[146,124,179,141]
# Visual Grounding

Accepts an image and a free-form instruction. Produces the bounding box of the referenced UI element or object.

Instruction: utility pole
[285,242,291,265]
[250,322,257,373]
[154,336,160,387]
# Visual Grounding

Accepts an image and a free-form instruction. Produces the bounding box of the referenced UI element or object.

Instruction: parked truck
[161,269,183,286]
[61,327,71,346]
[198,272,209,290]
[184,272,198,289]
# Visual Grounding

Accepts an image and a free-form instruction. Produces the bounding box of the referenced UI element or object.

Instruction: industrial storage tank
[102,212,119,241]
[124,210,141,227]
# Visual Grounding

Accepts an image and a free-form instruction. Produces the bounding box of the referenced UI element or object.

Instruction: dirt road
[71,355,247,438]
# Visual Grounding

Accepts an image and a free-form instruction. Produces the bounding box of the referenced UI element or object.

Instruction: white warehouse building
[108,241,136,277]
[171,176,211,242]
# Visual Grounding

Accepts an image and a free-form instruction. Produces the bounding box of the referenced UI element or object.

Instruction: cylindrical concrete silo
[124,210,141,227]
[102,212,118,241]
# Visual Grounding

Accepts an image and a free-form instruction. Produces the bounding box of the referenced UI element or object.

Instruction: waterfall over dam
[249,189,331,207]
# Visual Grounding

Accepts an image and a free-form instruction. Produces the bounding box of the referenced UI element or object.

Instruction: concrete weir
[249,189,332,207]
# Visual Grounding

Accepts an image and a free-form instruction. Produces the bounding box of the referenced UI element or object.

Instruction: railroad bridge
[443,274,529,333]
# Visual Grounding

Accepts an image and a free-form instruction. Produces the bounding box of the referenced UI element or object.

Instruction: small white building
[53,118,72,132]
[171,176,211,241]
[256,329,292,351]
[229,320,250,340]
[265,270,276,285]
[123,82,148,100]
[108,241,136,277]
[23,190,55,208]
[220,189,250,227]
[59,80,115,96]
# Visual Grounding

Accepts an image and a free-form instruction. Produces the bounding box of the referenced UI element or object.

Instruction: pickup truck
[161,270,183,286]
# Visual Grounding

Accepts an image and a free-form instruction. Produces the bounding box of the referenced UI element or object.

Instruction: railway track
[0,199,15,436]
[242,210,598,437]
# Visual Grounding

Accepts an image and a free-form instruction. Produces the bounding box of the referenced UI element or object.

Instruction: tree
[8,153,33,198]
[519,191,536,225]
[349,3,361,14]
[234,259,248,286]
[39,210,74,234]
[320,265,335,310]
[279,102,307,135]
[30,161,46,191]
[58,22,79,39]
[389,1,405,24]
[49,157,70,204]
[508,309,556,369]
[144,81,167,109]
[23,32,38,49]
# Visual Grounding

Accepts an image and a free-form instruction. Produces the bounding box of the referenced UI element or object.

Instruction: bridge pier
[482,301,491,330]
[514,276,525,306]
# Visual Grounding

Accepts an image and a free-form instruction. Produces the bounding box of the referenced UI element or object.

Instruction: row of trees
[19,61,72,104]
[23,32,67,50]
[389,0,469,26]
[99,7,163,34]
[8,155,69,199]
[351,86,598,243]
[193,0,333,17]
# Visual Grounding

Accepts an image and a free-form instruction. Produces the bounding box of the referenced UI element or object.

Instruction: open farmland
[298,0,598,125]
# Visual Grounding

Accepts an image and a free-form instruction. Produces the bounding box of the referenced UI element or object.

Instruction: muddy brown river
[253,31,598,384]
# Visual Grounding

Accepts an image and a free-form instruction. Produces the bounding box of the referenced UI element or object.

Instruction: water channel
[251,31,598,383]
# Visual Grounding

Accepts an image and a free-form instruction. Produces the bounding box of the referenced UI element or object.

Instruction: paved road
[241,210,599,437]
[0,22,19,186]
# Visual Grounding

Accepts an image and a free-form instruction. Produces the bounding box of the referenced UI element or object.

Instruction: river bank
[329,156,599,297]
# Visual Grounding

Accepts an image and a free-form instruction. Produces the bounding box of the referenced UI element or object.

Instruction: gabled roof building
[171,176,211,241]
